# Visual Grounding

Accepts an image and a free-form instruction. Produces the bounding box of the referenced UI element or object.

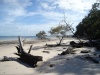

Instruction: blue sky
[0,0,96,36]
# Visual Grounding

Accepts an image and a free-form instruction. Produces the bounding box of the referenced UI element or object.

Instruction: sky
[0,0,97,36]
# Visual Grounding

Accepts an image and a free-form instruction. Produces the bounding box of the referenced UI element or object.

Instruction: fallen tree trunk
[15,36,43,67]
[70,41,84,48]
[58,36,64,46]
[45,43,69,47]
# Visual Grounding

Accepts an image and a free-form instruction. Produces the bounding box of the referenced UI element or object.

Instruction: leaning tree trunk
[64,21,82,43]
[58,36,64,46]
[15,36,43,67]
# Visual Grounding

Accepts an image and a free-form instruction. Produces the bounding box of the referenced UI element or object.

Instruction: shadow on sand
[0,57,33,68]
[35,52,100,75]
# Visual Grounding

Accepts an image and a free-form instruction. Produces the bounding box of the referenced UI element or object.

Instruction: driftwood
[80,50,91,53]
[58,47,74,55]
[69,40,100,49]
[45,44,57,47]
[70,41,83,48]
[28,45,33,54]
[69,40,96,48]
[42,51,50,53]
[45,43,69,47]
[15,36,43,67]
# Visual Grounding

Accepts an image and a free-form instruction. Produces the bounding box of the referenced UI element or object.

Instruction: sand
[0,38,100,75]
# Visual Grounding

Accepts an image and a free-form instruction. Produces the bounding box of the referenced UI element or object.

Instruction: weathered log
[15,46,21,53]
[42,51,50,53]
[19,49,42,67]
[80,50,91,53]
[45,43,69,47]
[70,41,83,48]
[58,47,74,55]
[28,45,33,54]
[15,36,43,67]
[18,36,23,51]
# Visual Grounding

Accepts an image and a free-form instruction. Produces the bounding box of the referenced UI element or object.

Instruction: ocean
[0,36,72,41]
[0,36,36,41]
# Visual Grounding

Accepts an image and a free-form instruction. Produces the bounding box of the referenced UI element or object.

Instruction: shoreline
[0,37,78,45]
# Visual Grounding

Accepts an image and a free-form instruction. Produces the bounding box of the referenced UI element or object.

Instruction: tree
[36,31,47,39]
[49,12,76,45]
[49,24,70,45]
[74,2,100,40]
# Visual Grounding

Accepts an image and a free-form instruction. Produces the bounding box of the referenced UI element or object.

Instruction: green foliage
[74,3,100,39]
[36,31,47,39]
[49,25,70,39]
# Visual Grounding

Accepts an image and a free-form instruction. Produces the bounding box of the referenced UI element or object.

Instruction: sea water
[0,36,36,41]
[0,36,54,41]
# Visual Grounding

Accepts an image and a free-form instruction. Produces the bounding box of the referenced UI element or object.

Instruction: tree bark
[58,36,64,45]
[18,36,23,52]
[28,45,33,54]
[64,22,82,43]
[15,36,43,67]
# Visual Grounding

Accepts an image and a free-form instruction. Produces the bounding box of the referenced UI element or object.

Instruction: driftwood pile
[14,37,100,66]
[14,36,43,67]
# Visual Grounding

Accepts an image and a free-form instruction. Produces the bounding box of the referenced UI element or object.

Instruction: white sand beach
[0,38,100,75]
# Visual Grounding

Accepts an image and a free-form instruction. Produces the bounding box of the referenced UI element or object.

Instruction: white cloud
[3,0,32,8]
[39,10,63,20]
[21,9,63,22]
[8,8,26,17]
[3,0,96,25]
[0,23,59,36]
[36,0,96,27]
[2,0,32,24]
[0,0,97,36]
[54,0,96,12]
[4,17,15,25]
[5,0,31,17]
[40,2,56,10]
[47,0,96,27]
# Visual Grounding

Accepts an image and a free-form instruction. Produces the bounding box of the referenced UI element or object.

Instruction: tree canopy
[36,31,47,39]
[49,25,70,39]
[74,3,100,39]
